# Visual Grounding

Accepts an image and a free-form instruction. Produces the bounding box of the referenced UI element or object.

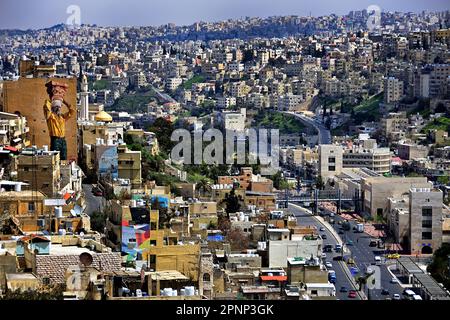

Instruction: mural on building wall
[121,207,150,260]
[96,145,119,180]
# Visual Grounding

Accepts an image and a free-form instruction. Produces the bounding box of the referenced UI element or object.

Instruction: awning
[12,138,22,143]
[260,276,288,282]
[3,146,18,152]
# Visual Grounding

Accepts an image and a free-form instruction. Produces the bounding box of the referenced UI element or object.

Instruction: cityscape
[1,0,450,305]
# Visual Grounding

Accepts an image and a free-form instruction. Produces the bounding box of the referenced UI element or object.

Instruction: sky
[0,0,448,30]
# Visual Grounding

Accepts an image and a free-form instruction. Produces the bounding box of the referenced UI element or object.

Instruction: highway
[284,112,332,145]
[288,204,360,300]
[326,211,404,300]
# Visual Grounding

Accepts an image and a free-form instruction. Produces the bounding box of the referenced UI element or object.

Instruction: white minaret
[80,74,89,121]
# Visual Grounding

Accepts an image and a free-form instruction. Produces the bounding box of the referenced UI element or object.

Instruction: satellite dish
[79,252,93,267]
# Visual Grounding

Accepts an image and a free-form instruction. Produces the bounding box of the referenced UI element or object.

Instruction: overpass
[277,189,363,214]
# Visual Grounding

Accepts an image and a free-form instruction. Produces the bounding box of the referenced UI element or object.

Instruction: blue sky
[0,0,448,30]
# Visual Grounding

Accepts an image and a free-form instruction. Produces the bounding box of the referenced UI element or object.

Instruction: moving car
[340,286,348,293]
[320,227,326,232]
[374,256,381,262]
[94,190,103,197]
[348,290,357,298]
[391,278,399,284]
[321,253,327,259]
[346,240,354,246]
[325,262,333,269]
[321,234,327,239]
[381,289,390,295]
[387,253,401,259]
[328,270,336,284]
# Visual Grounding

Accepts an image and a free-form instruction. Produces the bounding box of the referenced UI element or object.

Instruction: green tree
[90,211,107,233]
[196,178,212,198]
[427,243,450,290]
[223,188,241,215]
[148,118,175,153]
[315,175,325,190]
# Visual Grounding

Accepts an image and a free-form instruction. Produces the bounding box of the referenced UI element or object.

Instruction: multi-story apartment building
[118,144,142,188]
[384,77,404,104]
[318,145,343,180]
[409,188,443,255]
[381,112,409,138]
[15,148,61,198]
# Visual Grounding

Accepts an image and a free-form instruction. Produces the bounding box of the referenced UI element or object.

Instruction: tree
[148,118,175,153]
[437,175,449,186]
[196,178,212,198]
[227,227,249,251]
[90,211,107,233]
[315,175,325,190]
[427,243,450,290]
[223,188,241,215]
[1,285,64,300]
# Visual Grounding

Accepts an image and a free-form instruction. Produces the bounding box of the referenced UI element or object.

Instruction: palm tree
[196,178,212,199]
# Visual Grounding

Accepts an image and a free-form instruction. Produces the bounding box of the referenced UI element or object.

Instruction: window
[28,202,35,212]
[203,273,211,282]
[328,157,336,163]
[422,232,432,240]
[422,220,432,228]
[422,208,432,217]
[328,166,336,171]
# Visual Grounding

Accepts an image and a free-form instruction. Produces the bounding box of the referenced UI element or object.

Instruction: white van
[412,294,423,300]
[403,289,416,298]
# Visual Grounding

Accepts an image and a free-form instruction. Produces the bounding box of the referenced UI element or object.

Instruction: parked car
[340,286,348,293]
[325,262,333,269]
[321,253,327,259]
[94,190,103,197]
[348,290,357,298]
[338,230,344,235]
[381,289,390,295]
[393,294,401,300]
[374,256,381,262]
[320,227,326,232]
[321,234,327,239]
[346,240,354,246]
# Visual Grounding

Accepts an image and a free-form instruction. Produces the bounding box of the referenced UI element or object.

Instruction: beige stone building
[361,176,431,218]
[381,112,409,139]
[409,188,443,255]
[15,149,60,197]
[318,145,343,180]
[118,144,142,188]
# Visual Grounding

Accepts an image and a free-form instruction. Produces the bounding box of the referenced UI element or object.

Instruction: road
[326,211,404,300]
[288,204,360,300]
[82,184,104,216]
[284,112,332,145]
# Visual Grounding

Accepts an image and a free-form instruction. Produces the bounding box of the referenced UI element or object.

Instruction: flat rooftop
[49,244,95,256]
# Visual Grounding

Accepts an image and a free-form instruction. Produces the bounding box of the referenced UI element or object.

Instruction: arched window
[203,273,211,282]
